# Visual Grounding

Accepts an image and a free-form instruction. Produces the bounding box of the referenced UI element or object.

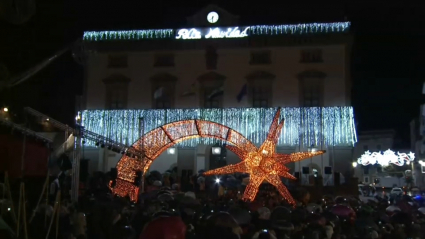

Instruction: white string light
[83,22,351,41]
[357,150,415,167]
[79,107,356,147]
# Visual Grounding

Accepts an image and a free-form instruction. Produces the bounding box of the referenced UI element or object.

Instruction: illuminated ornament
[203,108,325,205]
[110,118,260,201]
[357,150,415,167]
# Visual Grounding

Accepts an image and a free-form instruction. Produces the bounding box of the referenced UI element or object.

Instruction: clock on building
[207,11,219,24]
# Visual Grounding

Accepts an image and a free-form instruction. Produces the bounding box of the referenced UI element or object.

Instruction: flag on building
[237,84,247,102]
[208,86,224,99]
[154,87,163,99]
[181,83,196,97]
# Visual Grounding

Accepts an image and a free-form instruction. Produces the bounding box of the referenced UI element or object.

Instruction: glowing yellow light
[204,108,325,206]
[3,107,8,112]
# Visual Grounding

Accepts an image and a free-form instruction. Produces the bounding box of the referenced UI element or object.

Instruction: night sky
[0,1,424,145]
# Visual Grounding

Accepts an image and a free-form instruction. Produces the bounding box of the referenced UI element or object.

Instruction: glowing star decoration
[203,108,325,206]
[357,150,415,167]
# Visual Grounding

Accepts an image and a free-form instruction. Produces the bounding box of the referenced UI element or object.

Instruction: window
[252,87,269,108]
[298,70,325,107]
[302,86,321,107]
[154,92,172,109]
[197,72,226,108]
[246,71,274,108]
[150,73,177,109]
[108,88,126,109]
[203,88,222,108]
[364,167,369,175]
[364,176,369,183]
[363,145,368,151]
[154,54,174,67]
[377,144,381,150]
[250,51,271,65]
[300,49,323,63]
[103,74,131,109]
[108,55,128,68]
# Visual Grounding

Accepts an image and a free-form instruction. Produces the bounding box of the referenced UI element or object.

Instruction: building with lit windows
[79,5,356,185]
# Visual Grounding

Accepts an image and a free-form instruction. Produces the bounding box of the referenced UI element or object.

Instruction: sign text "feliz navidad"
[175,27,250,40]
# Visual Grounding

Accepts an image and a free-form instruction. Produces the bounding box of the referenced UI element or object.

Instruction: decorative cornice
[150,72,178,82]
[297,70,327,78]
[102,74,131,84]
[197,71,226,82]
[246,71,276,80]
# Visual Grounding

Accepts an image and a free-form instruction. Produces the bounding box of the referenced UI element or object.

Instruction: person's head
[140,216,186,239]
[206,212,243,236]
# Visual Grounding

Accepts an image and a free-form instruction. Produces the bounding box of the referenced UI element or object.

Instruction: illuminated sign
[175,27,250,40]
[357,150,415,167]
[175,29,202,39]
[205,27,249,39]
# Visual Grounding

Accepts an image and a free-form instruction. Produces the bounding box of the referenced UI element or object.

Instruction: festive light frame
[204,108,325,205]
[357,150,415,167]
[111,118,261,200]
[83,22,351,41]
[80,107,357,148]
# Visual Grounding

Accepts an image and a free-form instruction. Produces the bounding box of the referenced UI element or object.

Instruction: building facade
[79,5,356,185]
[352,130,396,183]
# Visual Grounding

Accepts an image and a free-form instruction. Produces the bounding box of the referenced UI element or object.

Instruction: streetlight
[3,107,8,112]
[212,147,221,155]
[352,162,358,167]
[167,147,176,155]
[308,145,318,153]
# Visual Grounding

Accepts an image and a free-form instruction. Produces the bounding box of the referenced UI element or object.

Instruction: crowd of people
[2,170,425,239]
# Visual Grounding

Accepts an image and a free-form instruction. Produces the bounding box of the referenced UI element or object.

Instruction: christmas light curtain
[80,107,357,147]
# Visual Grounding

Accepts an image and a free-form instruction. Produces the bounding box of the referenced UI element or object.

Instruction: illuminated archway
[111,119,257,201]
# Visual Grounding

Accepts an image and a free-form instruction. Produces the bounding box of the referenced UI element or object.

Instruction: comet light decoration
[357,150,415,167]
[109,116,263,202]
[203,108,325,205]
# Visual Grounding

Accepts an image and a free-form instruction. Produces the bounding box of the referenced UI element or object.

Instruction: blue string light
[80,107,356,147]
[83,22,350,41]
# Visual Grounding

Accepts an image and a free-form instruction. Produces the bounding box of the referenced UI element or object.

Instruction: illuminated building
[79,4,356,186]
[352,130,415,186]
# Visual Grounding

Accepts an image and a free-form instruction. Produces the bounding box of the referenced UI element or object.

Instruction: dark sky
[0,1,424,145]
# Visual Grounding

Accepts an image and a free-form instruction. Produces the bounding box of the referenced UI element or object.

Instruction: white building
[352,130,396,183]
[78,5,356,185]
